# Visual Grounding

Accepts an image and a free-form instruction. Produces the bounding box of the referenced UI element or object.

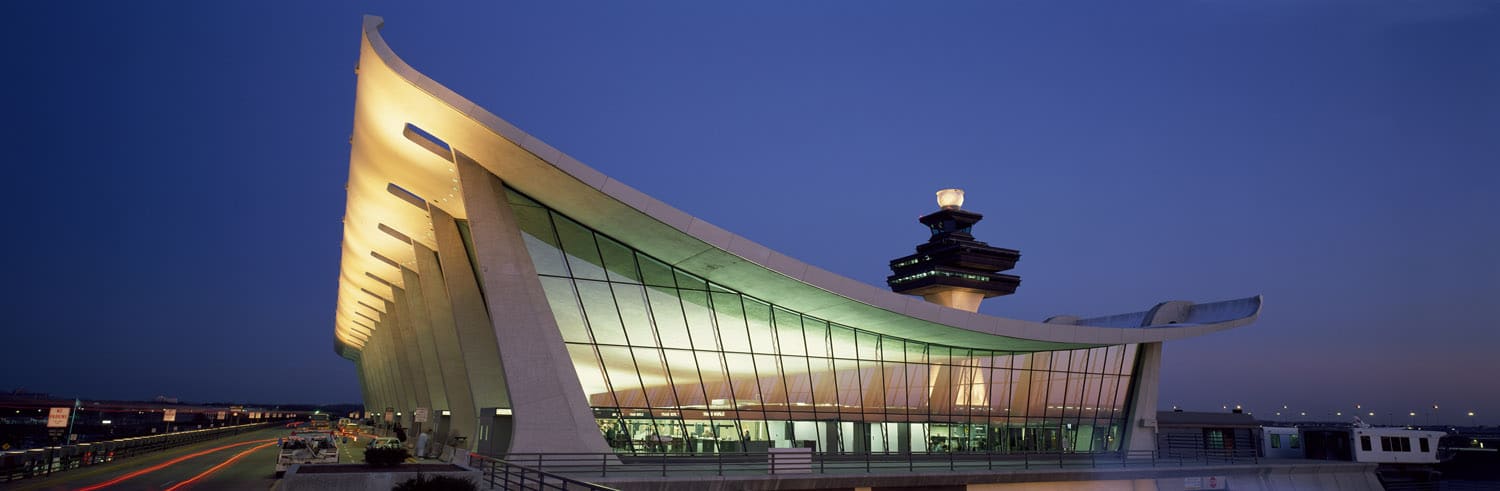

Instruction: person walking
[416,429,432,458]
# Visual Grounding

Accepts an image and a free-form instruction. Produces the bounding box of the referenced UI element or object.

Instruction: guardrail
[485,448,1261,479]
[468,453,619,490]
[0,422,279,483]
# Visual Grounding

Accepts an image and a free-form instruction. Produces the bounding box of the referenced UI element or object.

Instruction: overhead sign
[47,408,70,428]
[163,409,177,422]
[413,408,429,423]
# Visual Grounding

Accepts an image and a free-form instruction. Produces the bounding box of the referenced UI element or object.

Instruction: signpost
[413,408,429,423]
[163,409,177,422]
[46,408,70,428]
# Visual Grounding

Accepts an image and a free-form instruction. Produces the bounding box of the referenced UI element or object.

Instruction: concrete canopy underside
[333,15,1259,357]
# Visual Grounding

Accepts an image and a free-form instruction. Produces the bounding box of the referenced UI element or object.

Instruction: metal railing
[483,448,1261,480]
[468,453,619,490]
[0,422,278,483]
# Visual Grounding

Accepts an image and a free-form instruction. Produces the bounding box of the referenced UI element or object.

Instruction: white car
[275,431,339,475]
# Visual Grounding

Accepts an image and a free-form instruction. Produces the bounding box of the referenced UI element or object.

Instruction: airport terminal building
[333,16,1260,458]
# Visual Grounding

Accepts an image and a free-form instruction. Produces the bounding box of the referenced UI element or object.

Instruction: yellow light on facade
[936,188,964,210]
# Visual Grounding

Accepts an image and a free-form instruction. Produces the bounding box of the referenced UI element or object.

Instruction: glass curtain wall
[505,188,1137,455]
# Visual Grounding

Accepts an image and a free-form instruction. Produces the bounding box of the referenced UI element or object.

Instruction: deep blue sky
[5,1,1496,424]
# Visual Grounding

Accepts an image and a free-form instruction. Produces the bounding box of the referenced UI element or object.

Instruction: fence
[484,448,1262,480]
[0,422,278,482]
[468,453,620,490]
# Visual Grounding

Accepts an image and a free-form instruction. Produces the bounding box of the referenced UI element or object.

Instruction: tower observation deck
[887,189,1021,312]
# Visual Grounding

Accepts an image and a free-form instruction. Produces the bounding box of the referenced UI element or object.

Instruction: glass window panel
[929,345,952,366]
[1098,375,1120,415]
[1104,345,1124,375]
[663,348,705,408]
[567,344,613,406]
[1028,367,1050,419]
[597,235,642,284]
[575,280,627,345]
[855,331,879,360]
[858,359,887,412]
[711,292,751,353]
[1112,376,1132,412]
[830,325,858,359]
[646,287,692,349]
[540,277,591,343]
[1070,349,1089,373]
[881,337,906,363]
[1050,350,1071,373]
[754,354,787,410]
[1121,344,1139,376]
[612,284,657,347]
[637,253,676,288]
[672,269,707,290]
[633,347,676,408]
[1082,374,1103,414]
[511,204,569,276]
[598,346,646,408]
[724,353,762,407]
[988,365,1013,419]
[1009,369,1031,424]
[906,363,931,414]
[1087,347,1107,374]
[834,358,863,412]
[743,298,777,355]
[781,356,814,407]
[808,357,838,412]
[804,318,831,358]
[696,351,732,404]
[773,308,805,356]
[552,214,607,280]
[678,290,720,351]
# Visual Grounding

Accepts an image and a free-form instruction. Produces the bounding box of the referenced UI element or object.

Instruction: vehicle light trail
[75,438,275,491]
[165,441,276,490]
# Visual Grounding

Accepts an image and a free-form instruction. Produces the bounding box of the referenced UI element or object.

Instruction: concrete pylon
[453,151,614,455]
[386,292,433,421]
[1123,342,1163,453]
[400,265,450,416]
[410,241,480,445]
[429,205,513,443]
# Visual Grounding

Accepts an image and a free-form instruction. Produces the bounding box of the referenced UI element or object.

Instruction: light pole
[1409,411,1416,428]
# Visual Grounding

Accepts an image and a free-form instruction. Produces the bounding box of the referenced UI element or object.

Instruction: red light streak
[75,438,274,491]
[165,441,276,491]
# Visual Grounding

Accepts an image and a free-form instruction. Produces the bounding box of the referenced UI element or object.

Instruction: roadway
[8,427,303,491]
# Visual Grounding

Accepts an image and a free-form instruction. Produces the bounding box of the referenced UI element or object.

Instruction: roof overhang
[334,15,1261,352]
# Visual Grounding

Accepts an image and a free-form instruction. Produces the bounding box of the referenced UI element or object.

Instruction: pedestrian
[394,423,407,443]
[416,429,432,458]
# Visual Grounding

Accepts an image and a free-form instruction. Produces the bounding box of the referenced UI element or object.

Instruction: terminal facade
[333,16,1261,457]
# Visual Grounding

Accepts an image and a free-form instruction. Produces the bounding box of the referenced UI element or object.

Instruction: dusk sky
[6,2,1497,424]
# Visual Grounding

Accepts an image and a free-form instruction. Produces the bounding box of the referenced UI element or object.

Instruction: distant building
[1155,410,1262,459]
[331,15,1263,457]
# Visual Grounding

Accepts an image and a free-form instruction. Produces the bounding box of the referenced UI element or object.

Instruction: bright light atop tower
[936,188,964,209]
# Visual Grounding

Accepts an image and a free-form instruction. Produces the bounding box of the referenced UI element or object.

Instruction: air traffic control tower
[888,189,1022,312]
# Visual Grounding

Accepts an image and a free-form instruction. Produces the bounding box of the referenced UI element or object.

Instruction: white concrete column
[411,242,480,444]
[453,151,612,455]
[399,266,450,414]
[429,205,513,436]
[1123,342,1163,453]
[386,293,433,419]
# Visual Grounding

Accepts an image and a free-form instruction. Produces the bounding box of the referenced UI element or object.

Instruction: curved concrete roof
[334,15,1260,353]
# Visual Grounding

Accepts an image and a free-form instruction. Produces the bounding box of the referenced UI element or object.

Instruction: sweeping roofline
[333,15,1260,352]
